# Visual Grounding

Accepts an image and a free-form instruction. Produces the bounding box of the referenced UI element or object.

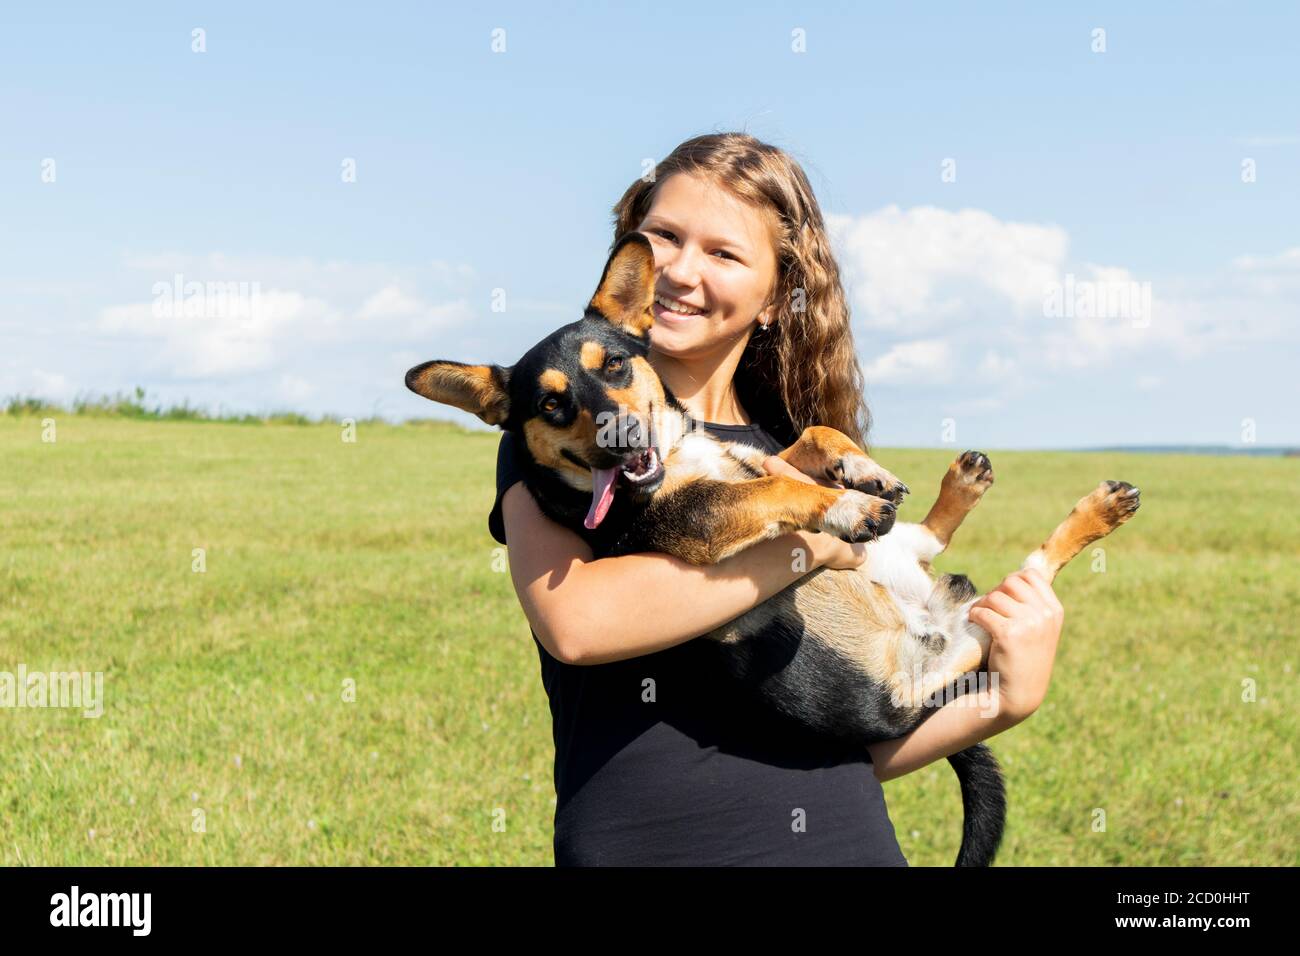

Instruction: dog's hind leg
[888,624,989,712]
[920,451,994,550]
[1022,480,1141,583]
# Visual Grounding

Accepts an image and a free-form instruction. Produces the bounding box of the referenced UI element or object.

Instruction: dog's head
[406,233,673,529]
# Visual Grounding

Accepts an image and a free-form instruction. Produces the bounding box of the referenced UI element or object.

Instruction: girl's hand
[762,456,866,571]
[968,568,1065,726]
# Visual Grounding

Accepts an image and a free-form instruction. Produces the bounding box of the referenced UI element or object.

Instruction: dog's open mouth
[583,447,664,530]
[620,447,660,484]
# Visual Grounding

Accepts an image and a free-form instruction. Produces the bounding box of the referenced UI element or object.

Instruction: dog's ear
[587,232,656,339]
[405,361,511,426]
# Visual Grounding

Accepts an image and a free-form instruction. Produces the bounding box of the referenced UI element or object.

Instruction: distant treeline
[1078,445,1300,458]
[2,388,459,429]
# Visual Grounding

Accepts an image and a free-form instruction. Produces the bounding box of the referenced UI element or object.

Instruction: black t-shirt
[488,420,908,866]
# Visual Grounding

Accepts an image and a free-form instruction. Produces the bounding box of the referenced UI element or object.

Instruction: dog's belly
[703,565,925,742]
[702,530,989,744]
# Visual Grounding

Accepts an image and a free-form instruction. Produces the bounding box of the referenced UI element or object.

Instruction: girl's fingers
[762,456,817,486]
[978,590,1022,618]
[763,455,844,489]
[997,573,1039,604]
[968,605,1007,630]
[1017,567,1064,614]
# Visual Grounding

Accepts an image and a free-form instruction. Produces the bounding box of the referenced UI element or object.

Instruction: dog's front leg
[627,476,897,565]
[775,426,909,501]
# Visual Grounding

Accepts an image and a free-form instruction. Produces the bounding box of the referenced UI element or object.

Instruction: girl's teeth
[656,294,704,316]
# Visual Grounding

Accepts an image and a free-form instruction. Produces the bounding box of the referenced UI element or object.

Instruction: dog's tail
[946,743,1006,866]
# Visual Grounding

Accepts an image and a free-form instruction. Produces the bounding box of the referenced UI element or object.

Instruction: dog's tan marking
[1023,480,1141,583]
[921,451,994,547]
[579,341,605,370]
[605,356,664,409]
[539,369,568,394]
[523,410,598,489]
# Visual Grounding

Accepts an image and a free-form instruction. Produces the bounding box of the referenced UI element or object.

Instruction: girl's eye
[540,396,560,413]
[605,356,625,373]
[713,249,736,261]
[652,229,677,242]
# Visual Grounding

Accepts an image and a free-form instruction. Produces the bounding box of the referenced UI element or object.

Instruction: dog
[405,233,1141,866]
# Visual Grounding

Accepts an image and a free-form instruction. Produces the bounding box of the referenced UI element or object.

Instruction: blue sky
[2,1,1297,448]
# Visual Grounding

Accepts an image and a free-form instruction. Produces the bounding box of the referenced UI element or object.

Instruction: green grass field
[1,415,1296,865]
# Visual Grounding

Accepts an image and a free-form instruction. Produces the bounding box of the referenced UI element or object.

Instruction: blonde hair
[610,132,870,449]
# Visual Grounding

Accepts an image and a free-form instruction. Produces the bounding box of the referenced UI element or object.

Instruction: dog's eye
[605,356,625,373]
[539,395,560,413]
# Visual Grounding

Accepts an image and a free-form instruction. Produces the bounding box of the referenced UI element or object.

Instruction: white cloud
[1231,247,1300,272]
[359,286,427,320]
[977,350,1017,380]
[828,205,1068,331]
[358,286,475,335]
[834,207,1300,391]
[278,374,314,401]
[97,255,478,380]
[25,368,72,399]
[100,289,337,377]
[862,339,954,385]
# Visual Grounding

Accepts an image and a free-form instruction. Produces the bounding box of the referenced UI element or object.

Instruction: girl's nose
[661,243,703,289]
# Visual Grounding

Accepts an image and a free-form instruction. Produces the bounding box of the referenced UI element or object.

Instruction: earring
[759,318,770,332]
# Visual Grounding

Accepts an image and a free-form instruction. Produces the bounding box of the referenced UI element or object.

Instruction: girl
[489,132,1064,865]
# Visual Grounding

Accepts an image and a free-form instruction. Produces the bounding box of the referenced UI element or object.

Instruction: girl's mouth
[653,294,709,321]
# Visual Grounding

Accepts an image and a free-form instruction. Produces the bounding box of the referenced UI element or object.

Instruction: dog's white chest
[666,433,733,479]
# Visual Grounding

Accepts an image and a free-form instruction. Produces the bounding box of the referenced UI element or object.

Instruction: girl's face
[636,172,779,360]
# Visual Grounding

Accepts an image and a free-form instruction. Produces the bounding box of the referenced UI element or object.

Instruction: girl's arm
[499,479,866,666]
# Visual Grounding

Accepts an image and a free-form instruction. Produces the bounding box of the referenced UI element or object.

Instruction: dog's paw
[821,490,898,543]
[955,450,994,488]
[828,453,910,503]
[1083,479,1141,530]
[941,450,994,502]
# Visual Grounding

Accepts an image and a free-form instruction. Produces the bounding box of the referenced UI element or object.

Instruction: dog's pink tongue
[584,467,618,530]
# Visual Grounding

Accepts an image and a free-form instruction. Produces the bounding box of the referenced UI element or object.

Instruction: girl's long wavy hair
[610,132,870,449]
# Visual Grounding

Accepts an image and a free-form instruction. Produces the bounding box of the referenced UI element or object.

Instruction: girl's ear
[405,360,511,426]
[586,233,656,339]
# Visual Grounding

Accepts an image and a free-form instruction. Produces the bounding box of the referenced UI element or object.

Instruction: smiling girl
[489,132,1064,866]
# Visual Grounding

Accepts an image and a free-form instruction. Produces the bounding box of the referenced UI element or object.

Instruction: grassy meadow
[1,414,1296,865]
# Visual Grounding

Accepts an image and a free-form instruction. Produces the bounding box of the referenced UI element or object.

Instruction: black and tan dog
[406,233,1141,866]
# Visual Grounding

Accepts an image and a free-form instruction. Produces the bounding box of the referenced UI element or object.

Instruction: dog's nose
[592,413,650,466]
[618,416,646,451]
